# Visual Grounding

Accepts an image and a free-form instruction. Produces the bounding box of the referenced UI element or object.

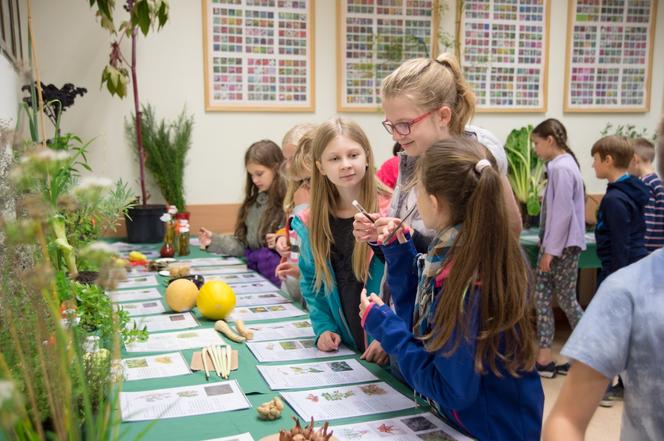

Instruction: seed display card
[228,303,306,322]
[115,275,159,289]
[116,300,166,317]
[128,312,199,332]
[179,256,244,267]
[120,352,191,381]
[228,281,279,294]
[257,359,378,390]
[235,292,290,307]
[202,433,254,441]
[244,319,315,342]
[192,266,248,276]
[108,287,162,303]
[330,412,473,441]
[206,272,272,285]
[119,380,250,421]
[125,328,225,353]
[247,339,354,363]
[281,382,416,421]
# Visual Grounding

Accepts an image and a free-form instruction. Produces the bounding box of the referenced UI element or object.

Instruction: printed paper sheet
[120,352,191,381]
[228,303,306,322]
[257,358,378,390]
[235,292,290,307]
[243,319,315,342]
[128,312,199,332]
[116,300,166,317]
[247,339,354,362]
[125,328,225,353]
[108,287,162,303]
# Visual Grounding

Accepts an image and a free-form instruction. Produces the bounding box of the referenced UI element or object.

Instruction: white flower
[20,148,71,164]
[168,205,178,215]
[160,213,172,222]
[74,176,113,192]
[84,241,117,254]
[0,380,15,404]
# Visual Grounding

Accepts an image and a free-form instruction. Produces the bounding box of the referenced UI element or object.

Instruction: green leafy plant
[504,125,546,216]
[88,0,170,206]
[125,104,193,212]
[600,122,656,141]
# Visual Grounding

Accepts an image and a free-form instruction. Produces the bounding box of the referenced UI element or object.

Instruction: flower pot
[125,205,165,243]
[519,202,541,230]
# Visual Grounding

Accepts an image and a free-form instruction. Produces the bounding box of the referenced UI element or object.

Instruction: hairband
[475,159,491,174]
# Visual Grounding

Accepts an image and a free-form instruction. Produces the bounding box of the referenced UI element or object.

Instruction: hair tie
[475,159,491,174]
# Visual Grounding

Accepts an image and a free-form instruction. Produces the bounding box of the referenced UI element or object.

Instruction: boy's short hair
[632,137,655,162]
[591,135,634,169]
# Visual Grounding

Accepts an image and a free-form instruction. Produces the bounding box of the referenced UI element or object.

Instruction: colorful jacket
[295,196,390,351]
[363,236,544,441]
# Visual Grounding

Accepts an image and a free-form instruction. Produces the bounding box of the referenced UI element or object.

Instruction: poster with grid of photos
[337,0,439,112]
[202,0,315,111]
[564,0,657,112]
[460,0,550,112]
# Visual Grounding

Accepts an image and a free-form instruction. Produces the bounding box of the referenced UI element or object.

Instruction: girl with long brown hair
[360,137,543,440]
[199,139,286,286]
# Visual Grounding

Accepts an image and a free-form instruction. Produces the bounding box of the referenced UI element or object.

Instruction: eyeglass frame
[382,110,434,136]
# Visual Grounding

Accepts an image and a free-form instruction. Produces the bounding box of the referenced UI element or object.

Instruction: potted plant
[124,104,193,215]
[504,125,546,229]
[88,0,170,243]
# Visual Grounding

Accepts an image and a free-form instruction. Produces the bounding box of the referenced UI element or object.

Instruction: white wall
[29,0,664,204]
[0,53,20,125]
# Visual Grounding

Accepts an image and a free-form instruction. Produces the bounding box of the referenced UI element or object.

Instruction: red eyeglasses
[382,110,433,136]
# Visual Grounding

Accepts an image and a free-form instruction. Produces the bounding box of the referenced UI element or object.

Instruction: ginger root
[279,417,334,441]
[214,320,246,343]
[235,319,254,340]
[257,397,284,420]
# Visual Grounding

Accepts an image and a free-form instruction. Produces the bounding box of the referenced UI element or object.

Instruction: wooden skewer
[220,346,228,379]
[211,345,223,378]
[225,345,232,378]
[201,347,210,381]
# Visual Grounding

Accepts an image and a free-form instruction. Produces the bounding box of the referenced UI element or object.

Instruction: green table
[118,245,431,441]
[520,228,601,269]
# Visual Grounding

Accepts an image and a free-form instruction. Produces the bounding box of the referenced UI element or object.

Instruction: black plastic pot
[125,205,165,243]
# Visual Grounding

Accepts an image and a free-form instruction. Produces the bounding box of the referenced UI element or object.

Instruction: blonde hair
[381,53,476,135]
[632,137,655,163]
[309,118,390,291]
[283,129,316,214]
[418,137,536,376]
[282,123,317,150]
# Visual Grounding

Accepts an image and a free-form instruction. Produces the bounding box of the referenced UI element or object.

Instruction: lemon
[196,281,236,320]
[165,278,199,312]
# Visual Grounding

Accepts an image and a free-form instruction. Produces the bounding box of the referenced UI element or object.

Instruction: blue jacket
[363,237,544,441]
[293,214,385,352]
[595,174,649,281]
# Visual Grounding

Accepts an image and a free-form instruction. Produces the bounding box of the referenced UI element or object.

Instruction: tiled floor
[542,327,623,440]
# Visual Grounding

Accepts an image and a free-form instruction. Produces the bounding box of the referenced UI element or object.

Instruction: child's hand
[275,235,290,257]
[198,227,213,249]
[376,218,408,245]
[361,340,389,365]
[352,212,379,243]
[265,233,277,249]
[359,289,384,319]
[275,261,299,280]
[539,253,553,273]
[317,331,341,352]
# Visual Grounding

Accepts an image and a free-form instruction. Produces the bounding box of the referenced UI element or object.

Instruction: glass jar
[160,220,176,258]
[178,225,190,256]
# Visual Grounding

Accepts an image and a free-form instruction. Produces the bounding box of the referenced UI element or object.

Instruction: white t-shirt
[562,249,664,441]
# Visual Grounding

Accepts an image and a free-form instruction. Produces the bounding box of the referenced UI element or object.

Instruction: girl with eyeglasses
[199,139,285,286]
[293,117,392,363]
[359,138,543,440]
[353,54,520,253]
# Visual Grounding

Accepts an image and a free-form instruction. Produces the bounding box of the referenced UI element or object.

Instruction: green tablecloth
[520,228,601,269]
[118,245,431,441]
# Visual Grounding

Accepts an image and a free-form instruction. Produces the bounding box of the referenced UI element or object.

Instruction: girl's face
[416,179,451,231]
[382,96,450,158]
[282,143,297,170]
[532,134,556,161]
[247,162,275,192]
[317,135,367,189]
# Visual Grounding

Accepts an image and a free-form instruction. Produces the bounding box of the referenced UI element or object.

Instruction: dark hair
[631,137,655,163]
[591,135,634,169]
[532,119,580,168]
[235,140,286,244]
[417,137,536,376]
[392,142,402,156]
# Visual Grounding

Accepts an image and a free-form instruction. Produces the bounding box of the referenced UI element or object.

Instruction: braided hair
[532,119,580,169]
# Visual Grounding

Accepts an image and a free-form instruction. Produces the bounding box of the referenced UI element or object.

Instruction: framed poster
[460,0,551,112]
[202,0,315,112]
[337,0,440,113]
[563,0,658,113]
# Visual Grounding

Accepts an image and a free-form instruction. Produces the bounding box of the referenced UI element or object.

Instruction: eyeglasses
[382,110,433,136]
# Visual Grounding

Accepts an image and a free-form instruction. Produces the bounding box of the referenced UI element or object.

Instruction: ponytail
[418,137,536,376]
[381,54,476,136]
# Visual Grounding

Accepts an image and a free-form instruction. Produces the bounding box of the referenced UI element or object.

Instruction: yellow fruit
[165,279,199,312]
[197,281,236,320]
[128,251,147,262]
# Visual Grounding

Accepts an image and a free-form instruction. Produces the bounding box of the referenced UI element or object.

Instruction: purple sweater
[541,153,586,256]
